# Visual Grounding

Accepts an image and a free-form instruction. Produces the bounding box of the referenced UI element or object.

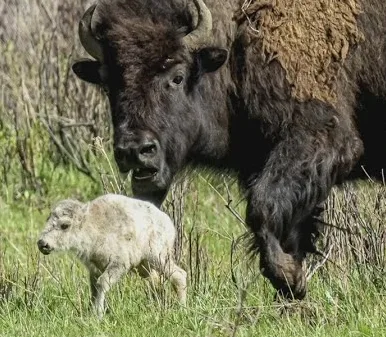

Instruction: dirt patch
[235,0,364,104]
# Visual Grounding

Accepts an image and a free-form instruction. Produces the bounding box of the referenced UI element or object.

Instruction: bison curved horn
[79,4,104,62]
[183,0,213,51]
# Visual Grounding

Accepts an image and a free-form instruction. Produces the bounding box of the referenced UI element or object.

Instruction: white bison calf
[37,194,187,317]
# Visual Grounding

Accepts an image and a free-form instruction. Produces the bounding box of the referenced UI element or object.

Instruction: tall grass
[1,0,110,198]
[0,1,385,336]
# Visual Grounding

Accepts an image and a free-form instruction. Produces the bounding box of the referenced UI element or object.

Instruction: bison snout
[37,239,53,255]
[114,138,161,173]
[138,141,158,158]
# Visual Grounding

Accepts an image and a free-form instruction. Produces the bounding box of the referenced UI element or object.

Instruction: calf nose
[37,239,45,249]
[37,239,51,254]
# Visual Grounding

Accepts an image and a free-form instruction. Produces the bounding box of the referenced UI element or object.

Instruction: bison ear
[72,58,102,84]
[197,47,228,73]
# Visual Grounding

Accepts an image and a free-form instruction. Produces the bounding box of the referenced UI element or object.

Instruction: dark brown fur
[72,0,386,299]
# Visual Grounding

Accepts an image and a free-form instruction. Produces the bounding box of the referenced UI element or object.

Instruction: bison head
[72,0,228,206]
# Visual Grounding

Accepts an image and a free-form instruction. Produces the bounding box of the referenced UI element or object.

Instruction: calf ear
[72,58,102,84]
[197,47,228,73]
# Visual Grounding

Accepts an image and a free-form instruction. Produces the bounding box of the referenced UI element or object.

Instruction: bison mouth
[132,167,158,181]
[130,165,172,207]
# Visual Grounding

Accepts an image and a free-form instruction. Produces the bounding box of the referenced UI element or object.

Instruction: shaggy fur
[72,0,386,299]
[234,0,364,103]
[37,194,187,318]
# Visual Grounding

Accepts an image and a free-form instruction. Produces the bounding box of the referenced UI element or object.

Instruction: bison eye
[60,223,70,230]
[173,75,184,85]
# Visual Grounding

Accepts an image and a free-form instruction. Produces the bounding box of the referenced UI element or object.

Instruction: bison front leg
[243,131,361,299]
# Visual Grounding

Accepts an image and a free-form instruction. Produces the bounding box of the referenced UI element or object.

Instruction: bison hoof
[261,256,306,300]
[259,234,307,300]
[274,278,306,301]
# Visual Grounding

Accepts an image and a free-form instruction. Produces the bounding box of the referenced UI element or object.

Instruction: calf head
[37,199,84,255]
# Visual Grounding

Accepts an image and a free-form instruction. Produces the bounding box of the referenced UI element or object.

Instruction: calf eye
[60,223,70,230]
[173,75,183,85]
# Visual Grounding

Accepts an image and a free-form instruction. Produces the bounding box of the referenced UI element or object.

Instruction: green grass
[0,170,385,337]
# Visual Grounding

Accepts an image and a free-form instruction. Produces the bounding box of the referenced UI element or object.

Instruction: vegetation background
[0,1,385,336]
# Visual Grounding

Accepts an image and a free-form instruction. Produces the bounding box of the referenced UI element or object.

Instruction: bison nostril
[139,143,157,157]
[114,147,127,161]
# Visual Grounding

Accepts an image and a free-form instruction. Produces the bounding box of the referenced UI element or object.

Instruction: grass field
[1,1,385,336]
[0,167,385,337]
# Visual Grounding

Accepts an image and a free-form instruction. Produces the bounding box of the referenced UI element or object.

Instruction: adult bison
[72,0,386,299]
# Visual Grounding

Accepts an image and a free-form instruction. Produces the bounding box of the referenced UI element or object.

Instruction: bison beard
[72,0,386,300]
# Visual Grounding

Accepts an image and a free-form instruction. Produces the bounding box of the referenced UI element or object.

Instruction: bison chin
[130,165,172,207]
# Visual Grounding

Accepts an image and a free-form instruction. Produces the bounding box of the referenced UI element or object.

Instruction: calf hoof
[259,234,307,300]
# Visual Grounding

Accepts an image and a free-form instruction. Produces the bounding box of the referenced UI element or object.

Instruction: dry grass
[0,0,110,194]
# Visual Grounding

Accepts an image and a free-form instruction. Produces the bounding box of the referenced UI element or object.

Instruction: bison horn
[79,4,104,62]
[183,0,213,51]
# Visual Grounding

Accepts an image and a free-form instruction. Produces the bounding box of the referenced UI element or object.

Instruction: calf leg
[166,262,187,305]
[92,263,125,318]
[152,257,187,305]
[137,262,161,300]
[89,266,102,308]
